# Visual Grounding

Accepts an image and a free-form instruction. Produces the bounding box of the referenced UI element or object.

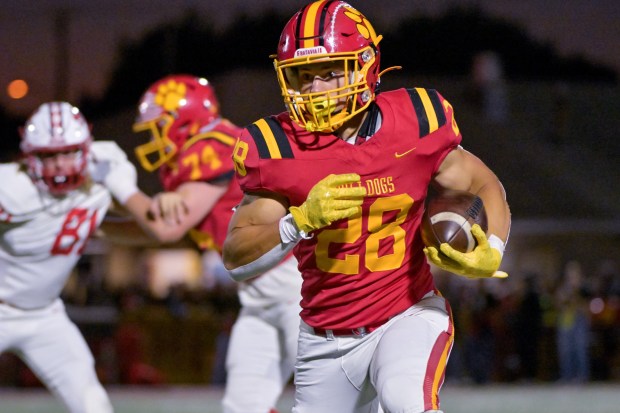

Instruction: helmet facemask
[276,45,378,133]
[133,114,178,172]
[26,146,89,196]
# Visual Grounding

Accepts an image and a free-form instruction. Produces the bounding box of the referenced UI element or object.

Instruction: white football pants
[0,299,113,413]
[293,293,453,413]
[222,298,301,413]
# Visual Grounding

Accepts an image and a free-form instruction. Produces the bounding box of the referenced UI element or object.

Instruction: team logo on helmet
[155,79,188,113]
[343,7,380,44]
[133,75,221,172]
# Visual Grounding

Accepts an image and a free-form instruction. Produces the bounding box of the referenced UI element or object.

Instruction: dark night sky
[2,0,619,116]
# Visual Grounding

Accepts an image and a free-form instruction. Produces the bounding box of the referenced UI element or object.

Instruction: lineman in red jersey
[102,75,301,413]
[223,2,511,413]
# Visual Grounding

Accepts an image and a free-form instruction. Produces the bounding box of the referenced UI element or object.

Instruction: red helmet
[20,102,92,195]
[133,74,220,171]
[274,1,383,132]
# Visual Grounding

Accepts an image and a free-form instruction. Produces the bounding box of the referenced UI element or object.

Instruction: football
[420,189,488,253]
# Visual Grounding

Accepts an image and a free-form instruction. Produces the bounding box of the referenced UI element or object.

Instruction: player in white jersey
[0,102,140,413]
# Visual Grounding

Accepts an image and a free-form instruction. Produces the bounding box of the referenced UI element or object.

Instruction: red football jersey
[234,88,461,329]
[160,119,243,252]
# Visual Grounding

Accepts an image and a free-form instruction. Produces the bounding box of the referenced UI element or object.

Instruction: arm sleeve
[227,240,297,282]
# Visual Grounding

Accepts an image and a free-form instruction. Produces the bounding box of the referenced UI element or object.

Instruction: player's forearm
[452,149,511,242]
[475,179,511,242]
[222,222,283,269]
[123,192,187,243]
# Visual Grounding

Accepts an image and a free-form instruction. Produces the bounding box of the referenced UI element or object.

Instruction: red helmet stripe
[49,102,64,145]
[295,3,310,49]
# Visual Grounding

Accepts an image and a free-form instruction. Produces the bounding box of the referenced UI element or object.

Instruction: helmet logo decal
[155,80,188,113]
[343,7,379,44]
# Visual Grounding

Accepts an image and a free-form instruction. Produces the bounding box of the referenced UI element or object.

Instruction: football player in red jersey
[222,2,511,413]
[104,75,301,413]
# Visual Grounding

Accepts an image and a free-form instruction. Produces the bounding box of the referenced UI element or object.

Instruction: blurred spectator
[460,280,499,384]
[514,274,543,381]
[210,309,237,385]
[469,51,509,123]
[166,283,189,319]
[588,260,620,380]
[115,289,165,385]
[555,260,591,383]
[534,270,560,381]
[115,323,165,385]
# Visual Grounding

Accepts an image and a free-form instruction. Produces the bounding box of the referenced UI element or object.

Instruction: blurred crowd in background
[439,259,620,384]
[1,253,619,387]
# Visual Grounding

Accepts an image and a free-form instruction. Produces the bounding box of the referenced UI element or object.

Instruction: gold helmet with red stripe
[275,1,383,133]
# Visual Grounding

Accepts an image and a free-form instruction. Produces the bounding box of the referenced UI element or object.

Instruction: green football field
[2,383,619,413]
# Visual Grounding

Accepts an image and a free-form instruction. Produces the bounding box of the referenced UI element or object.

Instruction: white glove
[89,141,139,204]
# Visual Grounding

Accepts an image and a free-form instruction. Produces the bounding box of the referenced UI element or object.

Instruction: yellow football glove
[290,173,366,234]
[423,224,508,279]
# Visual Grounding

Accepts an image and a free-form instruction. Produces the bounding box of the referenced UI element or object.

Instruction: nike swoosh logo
[394,147,417,158]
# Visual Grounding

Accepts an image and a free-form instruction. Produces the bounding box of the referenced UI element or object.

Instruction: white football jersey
[0,163,111,309]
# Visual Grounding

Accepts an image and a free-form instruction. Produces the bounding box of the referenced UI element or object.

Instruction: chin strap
[378,65,402,78]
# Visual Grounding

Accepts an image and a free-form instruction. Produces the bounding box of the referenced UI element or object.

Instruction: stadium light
[7,79,29,99]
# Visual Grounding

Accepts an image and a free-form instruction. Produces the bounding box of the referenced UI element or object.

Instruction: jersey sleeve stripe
[247,123,272,159]
[255,119,283,158]
[407,88,448,138]
[417,87,448,135]
[426,89,447,129]
[246,118,294,159]
[406,88,430,137]
[416,88,439,133]
[265,117,294,158]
